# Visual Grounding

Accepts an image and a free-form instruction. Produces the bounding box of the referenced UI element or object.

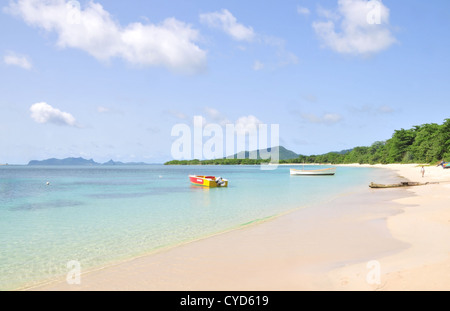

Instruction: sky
[1,0,449,164]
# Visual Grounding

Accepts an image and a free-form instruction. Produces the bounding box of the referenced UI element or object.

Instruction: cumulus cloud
[235,115,263,135]
[200,9,255,42]
[5,0,206,74]
[3,51,32,69]
[200,109,263,135]
[312,0,397,55]
[30,102,78,127]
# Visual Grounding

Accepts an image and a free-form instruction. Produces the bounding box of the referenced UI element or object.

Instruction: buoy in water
[46,182,50,185]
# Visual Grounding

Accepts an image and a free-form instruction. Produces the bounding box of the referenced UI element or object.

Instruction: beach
[330,164,450,290]
[27,164,450,291]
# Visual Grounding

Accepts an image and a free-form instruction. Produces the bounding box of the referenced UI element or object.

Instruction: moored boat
[189,175,228,187]
[290,167,336,176]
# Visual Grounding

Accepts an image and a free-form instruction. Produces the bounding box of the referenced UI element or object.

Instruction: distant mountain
[28,157,149,166]
[327,149,353,155]
[28,157,99,166]
[230,146,299,161]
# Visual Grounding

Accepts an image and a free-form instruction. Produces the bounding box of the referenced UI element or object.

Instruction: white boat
[290,167,336,176]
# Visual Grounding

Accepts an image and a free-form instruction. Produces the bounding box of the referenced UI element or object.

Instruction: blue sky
[1,0,449,164]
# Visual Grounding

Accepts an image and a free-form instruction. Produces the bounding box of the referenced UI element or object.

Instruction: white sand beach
[330,164,450,290]
[28,164,450,291]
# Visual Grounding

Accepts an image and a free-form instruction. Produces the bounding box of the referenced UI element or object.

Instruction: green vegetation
[232,146,299,161]
[280,119,450,165]
[165,146,296,165]
[165,158,271,165]
[165,119,450,165]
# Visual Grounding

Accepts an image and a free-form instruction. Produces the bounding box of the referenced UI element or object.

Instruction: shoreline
[329,163,450,290]
[21,176,360,291]
[27,164,450,291]
[19,209,295,291]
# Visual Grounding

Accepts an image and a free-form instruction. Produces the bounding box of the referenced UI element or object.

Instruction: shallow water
[0,164,386,290]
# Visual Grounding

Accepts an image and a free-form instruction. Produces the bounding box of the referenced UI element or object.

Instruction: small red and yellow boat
[189,175,228,188]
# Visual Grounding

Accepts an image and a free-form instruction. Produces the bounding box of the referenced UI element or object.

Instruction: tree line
[165,119,450,165]
[164,158,271,165]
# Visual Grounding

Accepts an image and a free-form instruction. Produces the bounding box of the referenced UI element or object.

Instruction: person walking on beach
[421,166,425,178]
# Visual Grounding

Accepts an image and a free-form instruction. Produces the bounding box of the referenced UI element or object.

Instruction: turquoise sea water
[0,164,381,290]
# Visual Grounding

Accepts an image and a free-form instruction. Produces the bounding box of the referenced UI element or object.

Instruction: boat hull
[369,181,439,188]
[189,175,228,187]
[290,168,336,176]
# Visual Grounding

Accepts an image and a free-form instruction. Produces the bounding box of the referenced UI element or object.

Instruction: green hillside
[231,146,299,161]
[165,118,450,165]
[165,146,297,165]
[281,119,450,165]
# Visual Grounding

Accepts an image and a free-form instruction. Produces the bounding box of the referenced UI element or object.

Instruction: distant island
[28,157,149,166]
[165,119,450,166]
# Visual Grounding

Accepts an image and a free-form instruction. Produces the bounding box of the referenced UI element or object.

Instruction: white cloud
[201,109,262,134]
[297,6,310,16]
[200,9,255,42]
[5,0,206,74]
[30,102,78,127]
[3,51,32,69]
[235,115,263,135]
[312,0,397,55]
[200,8,298,69]
[301,112,343,125]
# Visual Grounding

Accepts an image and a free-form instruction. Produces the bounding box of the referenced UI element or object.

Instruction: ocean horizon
[0,164,390,290]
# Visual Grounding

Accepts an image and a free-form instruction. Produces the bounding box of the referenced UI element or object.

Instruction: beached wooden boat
[290,167,336,176]
[189,175,228,187]
[369,181,439,188]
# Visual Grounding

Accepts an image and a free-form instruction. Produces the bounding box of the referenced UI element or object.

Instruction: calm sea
[0,164,387,290]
